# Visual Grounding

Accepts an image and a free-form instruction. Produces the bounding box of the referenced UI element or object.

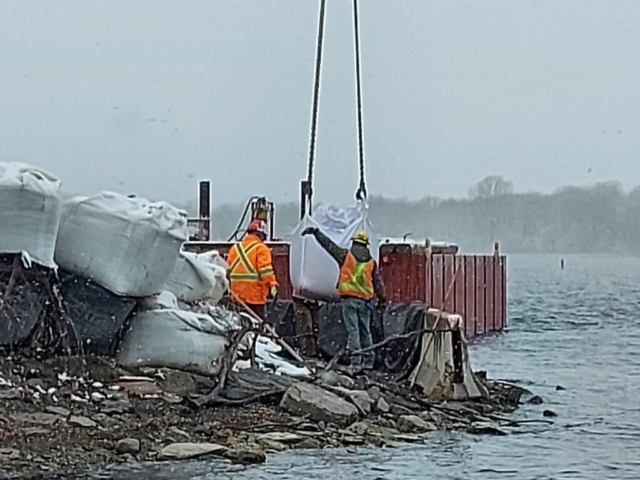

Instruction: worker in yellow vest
[302,227,387,370]
[227,220,278,320]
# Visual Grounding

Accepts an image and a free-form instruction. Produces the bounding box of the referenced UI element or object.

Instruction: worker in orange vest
[227,220,278,320]
[302,227,387,370]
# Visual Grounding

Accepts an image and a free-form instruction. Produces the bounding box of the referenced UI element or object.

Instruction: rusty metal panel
[475,256,486,336]
[453,255,466,328]
[443,254,456,312]
[485,256,496,332]
[380,248,426,304]
[464,256,476,339]
[494,256,503,331]
[272,252,292,300]
[501,255,508,329]
[431,254,444,310]
[425,254,432,306]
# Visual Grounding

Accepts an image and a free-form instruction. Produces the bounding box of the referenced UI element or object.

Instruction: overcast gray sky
[1,0,639,205]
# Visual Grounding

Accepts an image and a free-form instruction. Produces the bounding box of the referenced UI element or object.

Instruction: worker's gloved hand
[270,285,278,299]
[301,227,318,237]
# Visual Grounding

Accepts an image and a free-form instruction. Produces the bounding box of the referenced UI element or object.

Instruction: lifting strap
[305,0,368,204]
[306,0,327,202]
[352,0,367,201]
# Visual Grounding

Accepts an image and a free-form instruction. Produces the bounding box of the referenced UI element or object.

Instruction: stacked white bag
[163,250,229,304]
[290,203,379,300]
[117,292,239,376]
[55,192,187,297]
[0,162,62,268]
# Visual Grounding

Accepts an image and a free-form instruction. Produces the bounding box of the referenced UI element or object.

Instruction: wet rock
[45,406,71,417]
[468,424,507,436]
[347,421,372,436]
[280,383,358,427]
[527,395,544,405]
[23,427,51,436]
[330,387,374,415]
[13,413,61,426]
[376,397,390,413]
[294,438,322,450]
[366,386,382,401]
[393,434,424,443]
[158,442,227,461]
[24,378,45,390]
[160,370,197,396]
[116,438,141,455]
[555,385,566,391]
[169,426,191,440]
[256,432,304,444]
[101,399,132,415]
[257,438,287,452]
[118,380,162,397]
[342,435,366,446]
[543,409,558,418]
[0,389,20,400]
[69,415,98,428]
[318,371,355,389]
[391,404,414,416]
[91,392,106,403]
[397,415,438,434]
[226,448,267,464]
[0,448,20,461]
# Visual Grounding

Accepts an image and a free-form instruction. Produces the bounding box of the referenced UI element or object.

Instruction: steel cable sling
[305,0,368,204]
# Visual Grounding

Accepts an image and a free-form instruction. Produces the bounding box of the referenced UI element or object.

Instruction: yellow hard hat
[351,230,370,245]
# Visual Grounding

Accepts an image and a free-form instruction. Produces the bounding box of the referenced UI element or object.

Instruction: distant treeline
[181,176,640,255]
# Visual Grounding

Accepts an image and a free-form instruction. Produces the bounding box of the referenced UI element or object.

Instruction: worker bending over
[301,227,387,370]
[227,220,278,320]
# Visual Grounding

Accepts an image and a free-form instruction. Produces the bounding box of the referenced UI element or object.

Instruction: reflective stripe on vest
[229,242,260,281]
[337,252,374,299]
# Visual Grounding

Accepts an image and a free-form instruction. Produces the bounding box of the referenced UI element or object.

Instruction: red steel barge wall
[185,242,507,339]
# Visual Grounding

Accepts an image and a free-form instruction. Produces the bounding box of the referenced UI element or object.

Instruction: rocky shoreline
[0,354,541,479]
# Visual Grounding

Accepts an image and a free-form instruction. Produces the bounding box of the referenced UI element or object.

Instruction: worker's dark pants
[293,297,317,357]
[341,297,374,368]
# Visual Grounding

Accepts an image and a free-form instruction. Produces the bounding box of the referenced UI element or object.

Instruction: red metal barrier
[184,240,507,339]
[453,256,466,333]
[464,256,476,338]
[431,254,444,310]
[379,244,427,304]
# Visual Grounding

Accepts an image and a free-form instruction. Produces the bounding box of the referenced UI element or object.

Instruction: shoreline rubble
[0,353,537,478]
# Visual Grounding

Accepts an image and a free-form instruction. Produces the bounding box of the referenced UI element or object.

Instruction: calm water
[90,254,640,479]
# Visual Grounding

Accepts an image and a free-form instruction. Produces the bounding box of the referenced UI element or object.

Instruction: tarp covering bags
[55,192,188,297]
[163,250,228,304]
[117,293,238,376]
[0,162,62,268]
[290,203,379,300]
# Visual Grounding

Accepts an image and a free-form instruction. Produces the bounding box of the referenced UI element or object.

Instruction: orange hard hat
[248,219,268,236]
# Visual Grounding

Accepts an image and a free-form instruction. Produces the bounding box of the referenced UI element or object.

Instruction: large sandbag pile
[290,203,378,300]
[0,162,62,268]
[55,192,188,297]
[117,293,240,376]
[163,250,228,304]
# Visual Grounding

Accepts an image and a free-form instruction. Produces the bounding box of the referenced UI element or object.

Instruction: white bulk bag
[290,203,379,300]
[117,312,226,376]
[0,162,62,268]
[163,250,229,304]
[117,292,243,376]
[55,192,187,297]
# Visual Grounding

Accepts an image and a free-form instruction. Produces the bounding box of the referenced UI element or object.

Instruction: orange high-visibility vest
[227,234,278,305]
[337,252,375,300]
